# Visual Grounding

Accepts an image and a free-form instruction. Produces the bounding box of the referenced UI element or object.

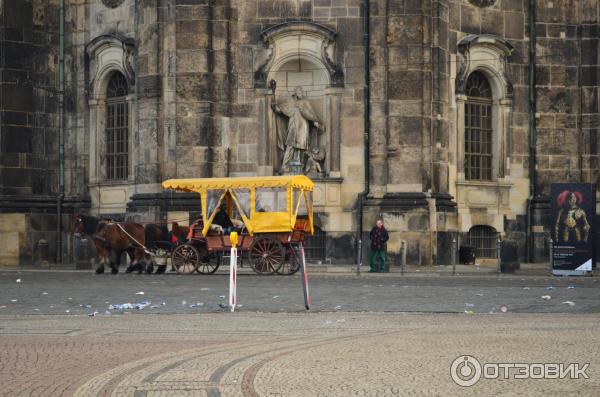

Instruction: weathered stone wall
[535,0,599,193]
[1,0,59,196]
[530,0,599,260]
[3,0,598,266]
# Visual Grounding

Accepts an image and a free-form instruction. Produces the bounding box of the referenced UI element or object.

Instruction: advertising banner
[551,183,596,275]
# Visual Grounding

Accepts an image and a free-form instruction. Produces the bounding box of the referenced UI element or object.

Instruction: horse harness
[93,222,154,256]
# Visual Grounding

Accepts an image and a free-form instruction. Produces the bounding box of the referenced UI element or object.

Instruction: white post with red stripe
[229,232,239,312]
[299,242,311,310]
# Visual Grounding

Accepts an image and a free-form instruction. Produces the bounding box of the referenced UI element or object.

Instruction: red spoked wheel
[249,236,284,275]
[195,242,221,275]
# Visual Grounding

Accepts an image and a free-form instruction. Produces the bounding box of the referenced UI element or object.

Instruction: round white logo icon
[451,355,482,387]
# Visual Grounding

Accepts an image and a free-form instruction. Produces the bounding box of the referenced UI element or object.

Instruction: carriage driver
[213,204,235,235]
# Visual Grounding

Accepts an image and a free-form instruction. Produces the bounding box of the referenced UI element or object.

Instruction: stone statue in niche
[271,86,326,176]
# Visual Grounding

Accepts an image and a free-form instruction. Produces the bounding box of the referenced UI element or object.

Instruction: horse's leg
[94,242,106,274]
[131,248,144,274]
[155,257,166,275]
[94,256,105,274]
[125,250,135,273]
[144,252,154,274]
[110,249,119,274]
[124,249,135,273]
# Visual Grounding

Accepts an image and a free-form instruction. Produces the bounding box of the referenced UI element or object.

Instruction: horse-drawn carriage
[162,175,315,275]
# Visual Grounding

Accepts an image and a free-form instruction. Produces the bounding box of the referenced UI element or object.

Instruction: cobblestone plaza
[1,270,599,396]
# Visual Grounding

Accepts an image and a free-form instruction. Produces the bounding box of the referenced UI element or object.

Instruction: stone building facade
[0,0,598,266]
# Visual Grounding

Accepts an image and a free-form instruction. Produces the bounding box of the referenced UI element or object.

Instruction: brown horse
[74,214,153,274]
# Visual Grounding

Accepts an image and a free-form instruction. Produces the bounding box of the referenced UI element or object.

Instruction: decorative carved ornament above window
[468,0,497,7]
[85,34,136,98]
[455,34,514,99]
[101,0,125,8]
[255,21,344,89]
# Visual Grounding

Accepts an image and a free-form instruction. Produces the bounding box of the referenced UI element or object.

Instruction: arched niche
[85,34,135,185]
[255,21,343,178]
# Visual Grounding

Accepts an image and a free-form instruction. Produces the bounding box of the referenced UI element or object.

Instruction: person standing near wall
[369,219,389,272]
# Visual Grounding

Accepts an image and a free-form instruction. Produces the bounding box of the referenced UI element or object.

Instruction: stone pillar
[257,91,275,176]
[498,99,513,180]
[161,0,177,180]
[325,87,343,177]
[209,0,234,177]
[134,3,161,187]
[368,1,388,197]
[455,95,466,179]
[174,0,212,178]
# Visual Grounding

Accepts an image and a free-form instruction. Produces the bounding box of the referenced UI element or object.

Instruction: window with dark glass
[464,71,493,181]
[468,225,498,258]
[106,72,129,180]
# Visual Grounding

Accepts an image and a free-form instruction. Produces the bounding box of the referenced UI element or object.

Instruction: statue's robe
[277,96,320,153]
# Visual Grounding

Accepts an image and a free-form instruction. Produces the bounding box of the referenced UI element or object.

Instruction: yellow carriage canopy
[162,175,314,236]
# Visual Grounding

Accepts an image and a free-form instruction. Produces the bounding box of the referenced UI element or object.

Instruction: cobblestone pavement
[1,270,600,315]
[1,270,599,396]
[0,313,599,396]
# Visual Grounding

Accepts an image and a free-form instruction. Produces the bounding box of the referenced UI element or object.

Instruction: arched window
[106,72,129,180]
[464,71,493,181]
[468,225,498,258]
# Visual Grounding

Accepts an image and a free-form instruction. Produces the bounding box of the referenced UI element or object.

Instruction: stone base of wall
[0,213,26,266]
[0,195,90,266]
[360,193,459,267]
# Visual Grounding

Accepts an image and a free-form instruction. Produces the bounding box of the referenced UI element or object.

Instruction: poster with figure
[551,183,596,275]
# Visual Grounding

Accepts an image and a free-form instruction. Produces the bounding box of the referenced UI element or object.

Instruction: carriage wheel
[249,236,284,275]
[171,244,199,274]
[277,244,301,275]
[195,243,221,275]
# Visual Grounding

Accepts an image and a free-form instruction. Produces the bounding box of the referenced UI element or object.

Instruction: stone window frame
[85,34,136,186]
[455,35,514,183]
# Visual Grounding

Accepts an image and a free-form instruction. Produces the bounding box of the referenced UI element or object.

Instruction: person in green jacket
[369,219,389,272]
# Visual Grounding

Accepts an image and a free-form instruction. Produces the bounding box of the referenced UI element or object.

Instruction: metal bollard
[451,237,456,275]
[496,237,502,274]
[357,239,362,276]
[548,237,553,272]
[401,240,406,275]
